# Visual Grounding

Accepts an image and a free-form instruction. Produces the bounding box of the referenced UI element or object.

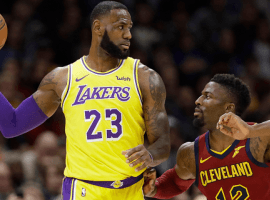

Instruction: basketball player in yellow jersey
[0,1,170,200]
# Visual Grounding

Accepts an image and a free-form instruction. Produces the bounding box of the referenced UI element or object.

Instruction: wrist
[147,150,154,163]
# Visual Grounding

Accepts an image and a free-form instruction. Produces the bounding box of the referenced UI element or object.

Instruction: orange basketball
[0,14,8,50]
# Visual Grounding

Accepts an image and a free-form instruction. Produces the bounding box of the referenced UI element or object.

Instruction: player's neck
[209,130,236,152]
[87,46,121,72]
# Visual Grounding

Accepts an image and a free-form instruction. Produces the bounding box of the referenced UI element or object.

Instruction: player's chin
[193,118,204,128]
[121,49,130,58]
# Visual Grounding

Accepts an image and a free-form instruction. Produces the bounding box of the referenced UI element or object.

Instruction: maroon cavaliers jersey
[195,131,270,200]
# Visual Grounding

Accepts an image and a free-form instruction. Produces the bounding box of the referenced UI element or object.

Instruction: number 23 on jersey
[85,108,123,142]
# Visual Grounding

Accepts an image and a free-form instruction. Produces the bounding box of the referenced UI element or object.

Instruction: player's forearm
[0,93,48,138]
[146,112,170,166]
[249,121,270,138]
[150,167,195,199]
[147,138,170,167]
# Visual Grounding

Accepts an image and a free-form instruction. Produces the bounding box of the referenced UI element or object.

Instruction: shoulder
[137,62,157,78]
[137,62,165,101]
[38,66,69,98]
[177,142,195,165]
[40,66,68,86]
[175,142,196,179]
[249,136,270,163]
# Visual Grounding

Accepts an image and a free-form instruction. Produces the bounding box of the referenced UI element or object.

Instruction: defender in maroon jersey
[143,74,270,200]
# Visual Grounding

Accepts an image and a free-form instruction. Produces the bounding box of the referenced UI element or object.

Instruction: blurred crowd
[0,0,270,199]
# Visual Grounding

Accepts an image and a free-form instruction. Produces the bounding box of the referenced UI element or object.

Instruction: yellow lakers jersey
[61,56,146,181]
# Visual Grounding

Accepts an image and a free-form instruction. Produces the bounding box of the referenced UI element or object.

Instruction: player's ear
[93,20,102,36]
[225,103,235,113]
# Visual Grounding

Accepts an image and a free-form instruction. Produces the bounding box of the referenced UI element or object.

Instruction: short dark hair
[210,74,251,116]
[90,1,128,28]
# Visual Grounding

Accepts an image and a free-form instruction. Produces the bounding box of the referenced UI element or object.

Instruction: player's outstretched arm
[122,63,170,172]
[0,67,67,138]
[216,112,270,139]
[143,142,196,199]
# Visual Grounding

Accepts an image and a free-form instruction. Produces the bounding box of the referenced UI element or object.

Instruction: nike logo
[76,74,89,82]
[232,145,245,158]
[200,156,212,164]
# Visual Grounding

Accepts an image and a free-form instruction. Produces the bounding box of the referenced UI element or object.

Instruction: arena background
[0,0,269,199]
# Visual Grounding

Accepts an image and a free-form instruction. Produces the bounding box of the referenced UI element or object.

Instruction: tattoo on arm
[250,137,261,158]
[139,64,170,165]
[250,137,265,162]
[37,68,60,89]
[144,70,167,139]
[33,67,63,117]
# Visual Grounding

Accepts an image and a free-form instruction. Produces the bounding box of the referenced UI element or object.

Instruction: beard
[193,117,205,128]
[100,30,130,59]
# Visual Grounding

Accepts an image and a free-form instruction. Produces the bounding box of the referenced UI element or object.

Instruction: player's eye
[119,25,124,30]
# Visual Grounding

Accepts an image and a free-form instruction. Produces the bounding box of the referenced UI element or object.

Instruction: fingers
[149,179,155,186]
[146,168,156,179]
[131,154,151,172]
[122,145,143,158]
[218,113,231,125]
[123,145,152,172]
[217,112,237,130]
[143,177,156,196]
[134,161,149,172]
[219,126,233,136]
[126,151,143,164]
[143,168,156,195]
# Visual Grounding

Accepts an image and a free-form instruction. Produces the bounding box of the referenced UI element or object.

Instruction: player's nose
[123,29,132,40]
[195,95,203,106]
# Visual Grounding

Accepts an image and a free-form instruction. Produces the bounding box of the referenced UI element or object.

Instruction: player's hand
[217,112,251,140]
[143,168,157,197]
[122,144,153,172]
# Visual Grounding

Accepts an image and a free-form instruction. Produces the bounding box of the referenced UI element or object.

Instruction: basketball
[0,14,8,50]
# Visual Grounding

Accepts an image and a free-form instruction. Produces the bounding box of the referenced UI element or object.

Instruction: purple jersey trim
[133,59,142,104]
[81,56,124,75]
[65,174,143,190]
[194,136,199,187]
[62,64,72,110]
[62,177,73,200]
[246,138,269,168]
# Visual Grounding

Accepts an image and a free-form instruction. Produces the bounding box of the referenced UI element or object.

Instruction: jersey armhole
[194,136,200,186]
[61,64,72,111]
[246,138,269,168]
[133,59,143,105]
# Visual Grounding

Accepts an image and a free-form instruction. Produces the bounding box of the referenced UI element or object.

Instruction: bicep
[139,66,169,144]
